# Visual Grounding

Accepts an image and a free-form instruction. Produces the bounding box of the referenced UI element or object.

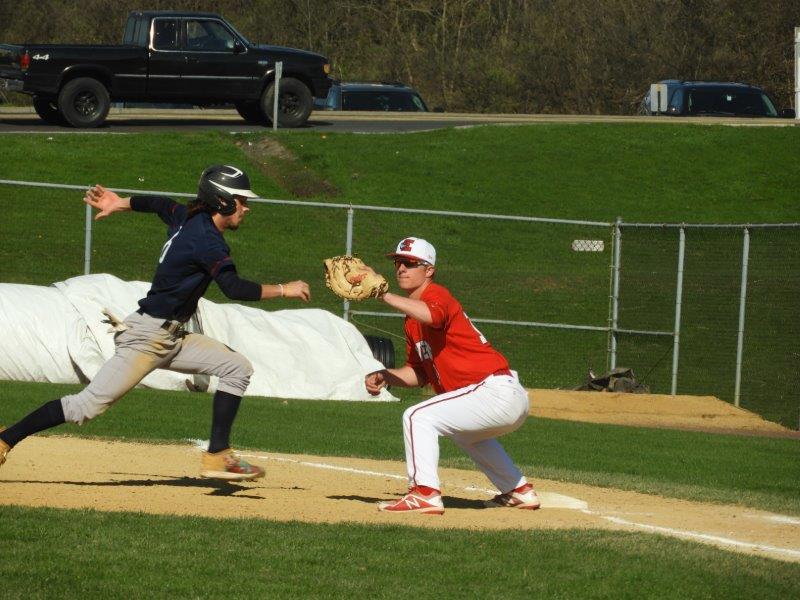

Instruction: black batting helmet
[196,165,259,216]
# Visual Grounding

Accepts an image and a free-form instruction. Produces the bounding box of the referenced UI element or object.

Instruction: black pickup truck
[0,11,333,128]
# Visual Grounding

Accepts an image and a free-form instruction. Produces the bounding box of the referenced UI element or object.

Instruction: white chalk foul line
[592,513,800,561]
[260,454,407,482]
[189,441,409,483]
[760,514,800,526]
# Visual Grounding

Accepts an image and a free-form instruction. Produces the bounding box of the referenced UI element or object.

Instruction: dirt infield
[529,389,799,438]
[1,392,798,562]
[1,435,799,563]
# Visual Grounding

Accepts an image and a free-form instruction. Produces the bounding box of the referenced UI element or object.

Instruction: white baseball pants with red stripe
[401,371,530,493]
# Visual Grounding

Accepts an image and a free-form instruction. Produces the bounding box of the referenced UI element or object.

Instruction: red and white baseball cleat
[200,448,265,481]
[484,482,541,510]
[378,486,445,515]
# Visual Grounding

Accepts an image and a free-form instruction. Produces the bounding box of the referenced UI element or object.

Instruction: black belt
[136,308,186,335]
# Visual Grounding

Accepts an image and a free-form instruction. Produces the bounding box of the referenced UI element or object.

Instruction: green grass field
[1,123,799,595]
[2,506,798,599]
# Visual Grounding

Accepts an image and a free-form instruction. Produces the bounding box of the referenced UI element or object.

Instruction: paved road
[0,107,796,133]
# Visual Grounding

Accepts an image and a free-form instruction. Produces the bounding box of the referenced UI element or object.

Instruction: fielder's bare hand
[83,184,131,220]
[283,280,311,302]
[365,371,387,396]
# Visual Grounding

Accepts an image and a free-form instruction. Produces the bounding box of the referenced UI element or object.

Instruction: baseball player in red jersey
[365,237,540,514]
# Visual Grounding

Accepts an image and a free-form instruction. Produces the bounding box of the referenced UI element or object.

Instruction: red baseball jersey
[404,283,510,393]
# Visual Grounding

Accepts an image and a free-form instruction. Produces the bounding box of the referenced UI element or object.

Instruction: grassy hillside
[2,124,799,221]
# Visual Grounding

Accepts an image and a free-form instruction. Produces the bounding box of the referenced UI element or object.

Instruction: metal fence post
[342,206,354,321]
[795,28,800,121]
[670,227,686,395]
[272,61,282,131]
[734,227,750,407]
[609,217,622,369]
[84,202,92,275]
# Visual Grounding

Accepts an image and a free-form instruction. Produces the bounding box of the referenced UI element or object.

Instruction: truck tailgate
[0,44,23,78]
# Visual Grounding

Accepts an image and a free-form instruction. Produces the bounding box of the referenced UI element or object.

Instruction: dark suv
[314,81,428,111]
[641,80,795,118]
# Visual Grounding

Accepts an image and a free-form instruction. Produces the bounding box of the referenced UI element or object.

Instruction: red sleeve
[422,285,451,329]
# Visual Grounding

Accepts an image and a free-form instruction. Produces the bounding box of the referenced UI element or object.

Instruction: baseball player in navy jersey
[0,165,310,481]
[365,237,540,514]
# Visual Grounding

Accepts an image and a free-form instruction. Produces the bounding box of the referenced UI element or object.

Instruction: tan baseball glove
[323,255,389,301]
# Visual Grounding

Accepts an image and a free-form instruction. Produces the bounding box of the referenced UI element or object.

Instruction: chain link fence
[615,223,800,427]
[1,179,798,428]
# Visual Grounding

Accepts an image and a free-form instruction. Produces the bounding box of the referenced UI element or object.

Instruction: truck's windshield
[224,21,250,46]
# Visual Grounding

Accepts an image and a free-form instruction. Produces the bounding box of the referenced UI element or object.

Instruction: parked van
[641,80,795,118]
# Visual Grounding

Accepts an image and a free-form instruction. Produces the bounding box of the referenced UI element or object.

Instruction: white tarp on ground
[0,274,395,401]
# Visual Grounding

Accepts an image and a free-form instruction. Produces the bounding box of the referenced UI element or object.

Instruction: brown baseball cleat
[200,448,265,481]
[484,482,541,510]
[0,427,10,468]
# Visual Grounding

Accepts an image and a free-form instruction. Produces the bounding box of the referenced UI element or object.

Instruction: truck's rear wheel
[235,101,268,124]
[57,77,110,128]
[32,95,67,125]
[260,77,313,128]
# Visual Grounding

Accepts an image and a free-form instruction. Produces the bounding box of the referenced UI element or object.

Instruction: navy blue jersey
[131,196,260,321]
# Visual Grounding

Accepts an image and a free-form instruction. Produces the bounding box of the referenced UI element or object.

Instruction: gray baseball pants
[61,311,253,425]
